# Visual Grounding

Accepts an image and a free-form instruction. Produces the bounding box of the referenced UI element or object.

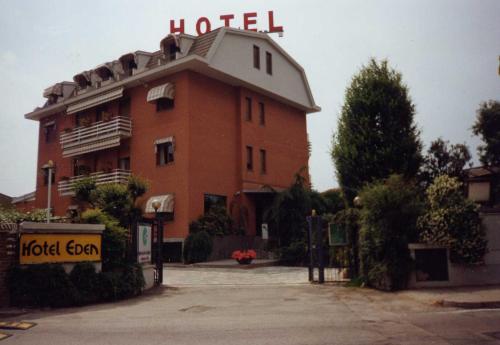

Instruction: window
[157,98,174,112]
[119,98,131,117]
[260,149,267,174]
[245,97,252,121]
[253,45,260,69]
[266,52,273,75]
[169,43,178,61]
[43,168,55,186]
[204,194,227,214]
[118,157,130,170]
[44,122,56,143]
[156,141,174,166]
[259,102,265,126]
[246,146,253,171]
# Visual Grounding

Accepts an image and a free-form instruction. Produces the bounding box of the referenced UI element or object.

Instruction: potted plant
[231,249,257,265]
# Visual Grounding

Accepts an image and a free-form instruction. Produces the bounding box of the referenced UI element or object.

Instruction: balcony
[58,169,131,196]
[60,116,132,157]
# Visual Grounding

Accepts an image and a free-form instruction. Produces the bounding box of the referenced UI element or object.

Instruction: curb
[434,299,500,309]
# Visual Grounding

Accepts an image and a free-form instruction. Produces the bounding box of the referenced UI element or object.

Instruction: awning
[66,87,124,114]
[145,194,174,213]
[147,83,175,103]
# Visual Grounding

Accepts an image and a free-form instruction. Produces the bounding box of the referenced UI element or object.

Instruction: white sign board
[137,224,152,264]
[261,223,269,240]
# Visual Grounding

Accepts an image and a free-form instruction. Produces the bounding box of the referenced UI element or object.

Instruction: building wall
[31,70,310,242]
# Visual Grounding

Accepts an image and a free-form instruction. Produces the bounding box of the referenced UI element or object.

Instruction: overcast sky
[0,0,499,197]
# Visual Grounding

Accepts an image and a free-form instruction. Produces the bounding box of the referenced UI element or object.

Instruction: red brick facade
[31,70,309,242]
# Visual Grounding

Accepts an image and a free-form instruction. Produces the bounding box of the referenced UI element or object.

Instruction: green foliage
[73,177,97,206]
[0,207,47,223]
[183,231,213,263]
[8,263,144,308]
[279,241,307,266]
[419,138,471,188]
[330,208,360,277]
[189,205,233,237]
[418,175,487,264]
[73,174,149,227]
[8,264,79,308]
[320,188,346,214]
[127,175,149,204]
[331,58,422,203]
[472,100,500,165]
[81,209,128,271]
[358,175,422,291]
[265,173,312,248]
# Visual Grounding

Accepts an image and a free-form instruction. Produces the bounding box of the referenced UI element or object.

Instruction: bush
[70,262,99,305]
[8,263,145,308]
[279,241,307,265]
[8,264,79,308]
[0,207,47,223]
[189,206,233,236]
[418,175,487,264]
[183,231,213,263]
[81,209,128,271]
[358,175,422,291]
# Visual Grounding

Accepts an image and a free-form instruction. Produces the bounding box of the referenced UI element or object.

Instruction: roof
[25,27,320,120]
[188,29,221,57]
[465,166,500,179]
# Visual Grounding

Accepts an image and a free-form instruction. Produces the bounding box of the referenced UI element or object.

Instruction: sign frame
[137,222,152,264]
[328,223,348,247]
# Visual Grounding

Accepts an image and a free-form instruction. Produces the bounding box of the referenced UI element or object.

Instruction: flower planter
[237,258,253,265]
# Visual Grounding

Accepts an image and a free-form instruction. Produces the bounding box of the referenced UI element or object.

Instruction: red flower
[231,249,257,260]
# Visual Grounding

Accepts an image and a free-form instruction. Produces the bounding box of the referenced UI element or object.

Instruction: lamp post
[152,200,163,285]
[42,160,55,223]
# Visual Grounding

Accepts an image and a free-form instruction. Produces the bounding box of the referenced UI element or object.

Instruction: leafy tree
[472,100,500,165]
[359,175,422,291]
[189,205,233,237]
[81,209,128,270]
[73,175,149,227]
[419,138,472,188]
[332,59,422,204]
[320,188,346,214]
[265,173,312,248]
[418,175,487,264]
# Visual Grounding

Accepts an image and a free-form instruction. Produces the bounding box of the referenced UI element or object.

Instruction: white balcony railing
[60,116,132,157]
[58,169,131,196]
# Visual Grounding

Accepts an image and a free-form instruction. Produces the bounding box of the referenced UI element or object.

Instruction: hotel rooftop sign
[170,11,284,36]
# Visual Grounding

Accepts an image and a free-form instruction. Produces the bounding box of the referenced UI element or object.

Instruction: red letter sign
[196,17,212,35]
[170,19,185,34]
[243,12,258,32]
[220,14,234,27]
[268,11,283,33]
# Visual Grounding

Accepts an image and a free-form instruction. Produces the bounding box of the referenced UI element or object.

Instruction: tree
[472,100,500,165]
[358,175,422,291]
[418,175,487,264]
[331,59,422,204]
[419,138,472,188]
[320,188,346,215]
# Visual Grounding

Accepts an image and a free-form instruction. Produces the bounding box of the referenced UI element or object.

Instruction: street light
[152,199,163,285]
[42,160,55,223]
[353,196,362,207]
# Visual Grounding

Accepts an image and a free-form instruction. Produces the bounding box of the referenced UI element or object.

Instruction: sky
[0,0,499,197]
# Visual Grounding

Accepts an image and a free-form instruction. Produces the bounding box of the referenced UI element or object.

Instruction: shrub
[279,240,307,265]
[0,207,47,223]
[8,264,79,308]
[8,263,145,307]
[183,230,213,263]
[418,175,487,264]
[189,206,233,236]
[70,262,99,305]
[81,209,128,271]
[358,175,422,291]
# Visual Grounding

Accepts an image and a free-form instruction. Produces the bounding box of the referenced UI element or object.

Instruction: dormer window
[119,53,137,77]
[169,43,178,61]
[95,65,114,82]
[73,73,91,90]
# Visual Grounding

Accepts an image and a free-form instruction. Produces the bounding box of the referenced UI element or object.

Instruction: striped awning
[145,194,174,213]
[146,83,175,103]
[67,87,124,114]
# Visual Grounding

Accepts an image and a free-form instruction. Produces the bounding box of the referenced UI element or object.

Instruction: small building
[22,27,320,260]
[0,193,12,209]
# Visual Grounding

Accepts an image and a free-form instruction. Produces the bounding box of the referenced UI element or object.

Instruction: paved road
[2,267,500,345]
